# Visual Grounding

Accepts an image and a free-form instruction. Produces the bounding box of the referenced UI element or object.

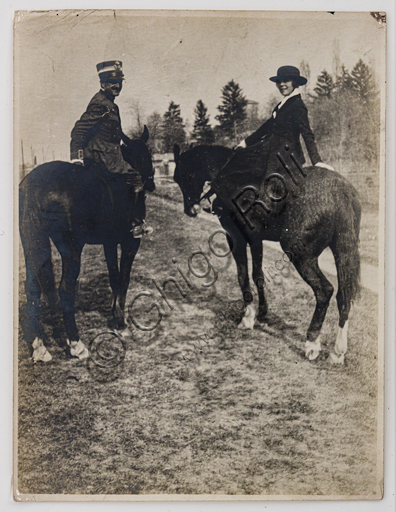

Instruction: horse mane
[121,137,153,182]
[210,142,268,195]
[178,144,233,182]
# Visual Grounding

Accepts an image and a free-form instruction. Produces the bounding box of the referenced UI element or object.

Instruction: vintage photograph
[14,10,385,500]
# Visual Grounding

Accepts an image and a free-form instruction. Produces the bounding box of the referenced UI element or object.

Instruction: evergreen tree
[314,70,335,98]
[161,101,186,153]
[350,59,378,101]
[308,58,380,175]
[191,100,215,145]
[215,80,248,143]
[335,65,354,92]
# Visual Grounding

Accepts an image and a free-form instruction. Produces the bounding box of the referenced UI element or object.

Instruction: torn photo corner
[14,9,386,501]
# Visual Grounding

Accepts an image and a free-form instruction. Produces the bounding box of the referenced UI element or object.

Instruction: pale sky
[14,10,385,162]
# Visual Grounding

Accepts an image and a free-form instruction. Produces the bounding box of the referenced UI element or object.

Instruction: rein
[198,148,238,204]
[197,135,275,204]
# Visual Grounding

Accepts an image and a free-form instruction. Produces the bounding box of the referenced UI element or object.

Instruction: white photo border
[2,1,395,511]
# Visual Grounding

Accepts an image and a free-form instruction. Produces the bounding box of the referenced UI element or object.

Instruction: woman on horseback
[237,65,333,171]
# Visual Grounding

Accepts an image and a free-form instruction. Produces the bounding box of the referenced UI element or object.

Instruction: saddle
[213,136,306,221]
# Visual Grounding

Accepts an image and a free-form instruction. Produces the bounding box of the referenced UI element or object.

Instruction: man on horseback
[237,66,334,171]
[70,60,153,238]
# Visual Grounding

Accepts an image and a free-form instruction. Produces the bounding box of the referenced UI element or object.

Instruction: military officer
[70,60,152,238]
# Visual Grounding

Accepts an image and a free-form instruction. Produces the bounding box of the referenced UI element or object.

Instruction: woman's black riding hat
[270,66,307,86]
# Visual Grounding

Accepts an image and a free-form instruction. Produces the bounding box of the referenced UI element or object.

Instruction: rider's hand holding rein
[235,140,247,150]
[315,162,335,171]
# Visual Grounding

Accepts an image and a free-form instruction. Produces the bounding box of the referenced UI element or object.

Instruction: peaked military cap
[96,60,125,82]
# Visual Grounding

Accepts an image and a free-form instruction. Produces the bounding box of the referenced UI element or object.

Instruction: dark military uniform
[69,59,153,237]
[70,89,131,174]
[245,93,321,166]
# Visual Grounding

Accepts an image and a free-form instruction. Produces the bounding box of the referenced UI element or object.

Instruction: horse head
[122,126,155,191]
[173,144,216,217]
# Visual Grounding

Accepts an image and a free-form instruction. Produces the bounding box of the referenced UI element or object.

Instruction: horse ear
[174,144,180,164]
[141,125,149,143]
[122,133,132,146]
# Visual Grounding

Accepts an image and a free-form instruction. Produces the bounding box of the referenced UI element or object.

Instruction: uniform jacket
[245,94,321,166]
[70,89,129,173]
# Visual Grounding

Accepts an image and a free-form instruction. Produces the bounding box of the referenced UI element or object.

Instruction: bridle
[197,148,238,205]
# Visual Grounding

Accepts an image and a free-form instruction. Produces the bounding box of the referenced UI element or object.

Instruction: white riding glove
[316,162,334,171]
[71,159,84,166]
[235,140,247,149]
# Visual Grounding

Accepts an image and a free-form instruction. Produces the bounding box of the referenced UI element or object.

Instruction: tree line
[128,58,380,173]
[127,79,262,152]
[308,59,380,171]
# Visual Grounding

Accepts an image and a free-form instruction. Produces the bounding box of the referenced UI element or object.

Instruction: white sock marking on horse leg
[238,304,256,330]
[330,321,348,364]
[67,339,89,360]
[116,326,132,339]
[304,335,322,360]
[32,337,52,363]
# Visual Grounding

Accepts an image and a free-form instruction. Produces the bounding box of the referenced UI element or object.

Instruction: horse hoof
[304,340,321,361]
[32,339,52,363]
[330,351,345,364]
[238,305,256,330]
[116,326,132,339]
[68,340,89,360]
[32,338,52,363]
[256,311,268,324]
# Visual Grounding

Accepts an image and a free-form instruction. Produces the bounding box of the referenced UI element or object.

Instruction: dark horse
[19,127,154,362]
[173,138,361,364]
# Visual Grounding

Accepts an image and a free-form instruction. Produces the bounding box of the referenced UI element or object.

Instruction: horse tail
[330,187,361,310]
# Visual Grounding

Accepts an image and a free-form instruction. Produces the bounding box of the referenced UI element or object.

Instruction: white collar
[274,89,301,115]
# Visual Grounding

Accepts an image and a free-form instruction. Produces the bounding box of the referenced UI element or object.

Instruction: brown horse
[19,127,154,362]
[173,138,361,364]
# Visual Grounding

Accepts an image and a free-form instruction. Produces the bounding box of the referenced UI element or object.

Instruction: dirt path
[17,191,382,498]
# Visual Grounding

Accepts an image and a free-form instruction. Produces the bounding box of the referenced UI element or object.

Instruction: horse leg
[291,255,334,360]
[250,240,268,323]
[37,246,63,341]
[24,260,53,362]
[330,288,351,364]
[104,243,122,329]
[20,230,53,362]
[329,220,361,364]
[230,236,255,329]
[116,239,141,335]
[55,238,89,360]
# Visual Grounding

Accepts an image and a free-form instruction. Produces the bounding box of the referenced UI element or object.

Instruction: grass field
[17,186,382,498]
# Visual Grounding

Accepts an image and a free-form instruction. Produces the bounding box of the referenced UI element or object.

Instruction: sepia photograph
[14,9,386,501]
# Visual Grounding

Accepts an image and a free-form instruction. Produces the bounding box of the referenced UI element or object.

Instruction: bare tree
[299,60,311,99]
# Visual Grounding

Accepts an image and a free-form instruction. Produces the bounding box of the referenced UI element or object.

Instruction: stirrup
[131,222,153,238]
[201,197,213,214]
